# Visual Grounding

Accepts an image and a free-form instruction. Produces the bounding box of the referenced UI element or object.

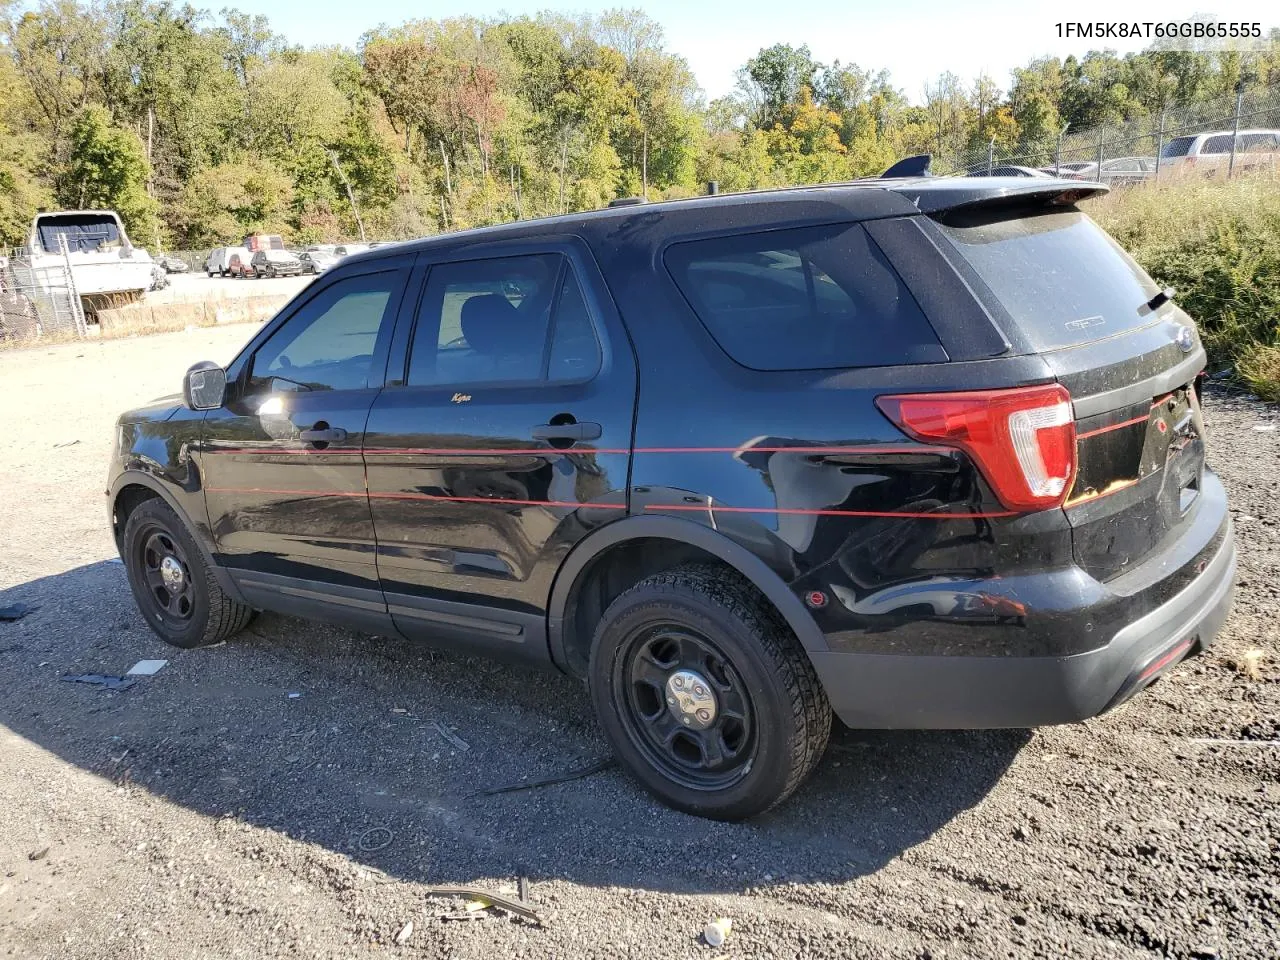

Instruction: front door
[363,243,635,663]
[200,264,408,627]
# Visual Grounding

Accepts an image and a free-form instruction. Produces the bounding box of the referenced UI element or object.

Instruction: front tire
[589,564,831,820]
[121,499,254,648]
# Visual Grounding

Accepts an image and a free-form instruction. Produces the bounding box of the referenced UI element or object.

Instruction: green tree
[61,104,159,241]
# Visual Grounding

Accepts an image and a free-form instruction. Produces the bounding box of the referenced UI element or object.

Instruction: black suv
[107,176,1236,820]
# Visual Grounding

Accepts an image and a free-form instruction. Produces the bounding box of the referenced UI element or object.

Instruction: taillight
[876,385,1076,512]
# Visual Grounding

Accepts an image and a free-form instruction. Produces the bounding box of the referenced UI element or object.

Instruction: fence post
[987,137,995,174]
[1055,123,1069,176]
[1228,83,1244,179]
[1154,108,1166,182]
[1096,131,1105,174]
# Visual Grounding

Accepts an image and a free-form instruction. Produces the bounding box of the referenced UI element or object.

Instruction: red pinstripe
[1077,413,1151,440]
[644,504,1014,520]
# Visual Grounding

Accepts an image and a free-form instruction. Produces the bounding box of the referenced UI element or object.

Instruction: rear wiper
[1139,287,1176,316]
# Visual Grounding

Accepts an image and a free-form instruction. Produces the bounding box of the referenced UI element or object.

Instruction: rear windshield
[1160,136,1195,158]
[664,223,945,371]
[934,208,1160,351]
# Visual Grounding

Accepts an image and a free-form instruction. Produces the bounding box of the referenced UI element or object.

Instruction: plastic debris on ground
[127,659,168,676]
[0,603,36,623]
[422,884,542,925]
[703,917,733,947]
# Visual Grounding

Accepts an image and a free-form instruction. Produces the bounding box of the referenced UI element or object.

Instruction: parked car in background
[226,251,255,278]
[1054,157,1156,186]
[1159,129,1280,176]
[299,249,340,274]
[108,172,1234,820]
[208,246,251,277]
[965,165,1053,178]
[1040,161,1095,177]
[157,254,190,274]
[251,249,303,278]
[334,243,370,257]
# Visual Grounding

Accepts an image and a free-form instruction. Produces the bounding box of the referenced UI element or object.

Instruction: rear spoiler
[890,180,1109,214]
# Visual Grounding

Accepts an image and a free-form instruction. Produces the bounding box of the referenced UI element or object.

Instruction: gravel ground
[0,330,1276,960]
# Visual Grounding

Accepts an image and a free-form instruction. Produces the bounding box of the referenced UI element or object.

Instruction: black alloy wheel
[616,624,756,790]
[135,524,196,627]
[589,564,831,820]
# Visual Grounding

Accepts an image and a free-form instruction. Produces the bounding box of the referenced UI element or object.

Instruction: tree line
[2,1,1277,249]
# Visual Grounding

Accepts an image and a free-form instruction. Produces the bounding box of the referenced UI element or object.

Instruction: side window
[248,271,399,394]
[664,223,944,371]
[407,253,602,386]
[1203,134,1233,154]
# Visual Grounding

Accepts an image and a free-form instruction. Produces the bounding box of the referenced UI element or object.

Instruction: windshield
[934,208,1161,351]
[36,214,124,254]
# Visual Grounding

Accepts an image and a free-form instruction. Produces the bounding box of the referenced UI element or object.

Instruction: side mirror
[183,361,226,410]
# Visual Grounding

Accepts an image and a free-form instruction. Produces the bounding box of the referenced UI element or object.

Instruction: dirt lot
[0,329,1277,960]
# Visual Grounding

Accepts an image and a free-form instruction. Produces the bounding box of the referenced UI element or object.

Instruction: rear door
[362,239,635,663]
[930,205,1208,582]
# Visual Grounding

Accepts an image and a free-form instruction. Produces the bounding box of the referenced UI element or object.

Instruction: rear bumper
[810,517,1236,729]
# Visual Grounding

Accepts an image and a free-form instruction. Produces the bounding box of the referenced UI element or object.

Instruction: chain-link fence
[0,239,90,344]
[935,85,1280,182]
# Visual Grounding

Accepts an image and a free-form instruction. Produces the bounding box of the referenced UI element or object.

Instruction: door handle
[532,421,602,443]
[299,425,348,444]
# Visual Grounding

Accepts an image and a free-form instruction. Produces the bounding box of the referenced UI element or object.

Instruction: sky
[235,0,1274,103]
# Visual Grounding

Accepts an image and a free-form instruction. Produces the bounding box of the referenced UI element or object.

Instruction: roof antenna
[881,154,932,178]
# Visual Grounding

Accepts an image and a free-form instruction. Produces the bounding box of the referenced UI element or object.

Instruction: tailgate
[1051,335,1206,580]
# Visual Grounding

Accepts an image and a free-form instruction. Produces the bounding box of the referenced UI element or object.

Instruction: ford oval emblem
[1174,325,1195,353]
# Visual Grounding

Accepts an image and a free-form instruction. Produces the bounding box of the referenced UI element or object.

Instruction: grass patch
[1088,174,1280,398]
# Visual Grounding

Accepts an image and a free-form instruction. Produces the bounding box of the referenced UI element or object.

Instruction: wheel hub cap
[665,669,717,729]
[159,555,185,593]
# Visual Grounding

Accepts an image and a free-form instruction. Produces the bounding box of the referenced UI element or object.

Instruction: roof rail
[881,154,932,178]
[607,197,646,208]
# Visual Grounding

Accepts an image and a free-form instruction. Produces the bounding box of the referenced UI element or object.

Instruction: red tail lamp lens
[876,385,1076,512]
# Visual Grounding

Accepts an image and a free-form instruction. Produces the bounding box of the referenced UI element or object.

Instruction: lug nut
[667,696,676,705]
[693,684,706,696]
[682,717,691,725]
[673,676,684,688]
[696,709,710,722]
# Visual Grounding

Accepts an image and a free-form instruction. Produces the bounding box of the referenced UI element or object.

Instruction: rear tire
[121,499,254,648]
[588,564,831,820]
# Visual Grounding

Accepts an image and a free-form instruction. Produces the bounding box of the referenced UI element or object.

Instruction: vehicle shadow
[0,561,1030,894]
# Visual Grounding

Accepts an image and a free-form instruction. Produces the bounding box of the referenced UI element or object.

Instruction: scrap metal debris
[61,674,136,691]
[474,757,616,797]
[426,720,470,752]
[422,885,541,925]
[28,847,49,862]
